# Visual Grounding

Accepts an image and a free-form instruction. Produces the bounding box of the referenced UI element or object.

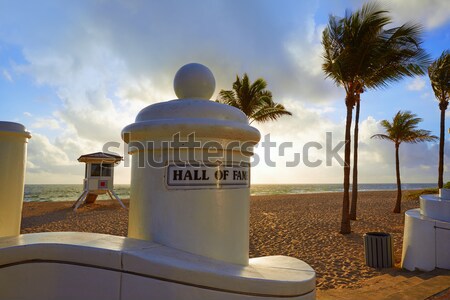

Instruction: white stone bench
[0,232,315,300]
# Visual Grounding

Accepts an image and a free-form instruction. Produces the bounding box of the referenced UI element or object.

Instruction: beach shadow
[21,206,73,229]
[340,232,367,248]
[21,200,129,231]
[75,202,129,213]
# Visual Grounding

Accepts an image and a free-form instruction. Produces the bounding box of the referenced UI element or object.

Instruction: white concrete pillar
[0,122,31,237]
[122,63,260,265]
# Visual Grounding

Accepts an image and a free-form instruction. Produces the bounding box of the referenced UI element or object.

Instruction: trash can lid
[364,232,391,237]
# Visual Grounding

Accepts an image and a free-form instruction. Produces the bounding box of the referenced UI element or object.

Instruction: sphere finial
[173,63,215,99]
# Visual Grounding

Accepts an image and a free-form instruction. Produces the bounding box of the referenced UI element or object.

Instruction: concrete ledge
[0,232,315,298]
[420,195,450,223]
[123,245,315,296]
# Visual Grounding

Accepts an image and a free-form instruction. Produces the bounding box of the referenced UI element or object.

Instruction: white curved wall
[0,232,316,300]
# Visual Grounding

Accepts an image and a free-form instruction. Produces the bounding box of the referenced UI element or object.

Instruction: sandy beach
[21,190,421,290]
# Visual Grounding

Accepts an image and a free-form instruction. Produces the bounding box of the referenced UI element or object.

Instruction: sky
[1,0,450,185]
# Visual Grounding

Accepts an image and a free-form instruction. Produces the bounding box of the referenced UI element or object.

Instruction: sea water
[23,183,437,202]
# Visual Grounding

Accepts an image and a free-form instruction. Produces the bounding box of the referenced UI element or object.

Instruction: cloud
[0,0,446,184]
[356,116,443,183]
[251,111,444,184]
[27,133,73,171]
[25,129,130,184]
[284,16,344,103]
[2,0,344,184]
[249,101,347,184]
[377,0,450,29]
[407,77,426,91]
[2,69,12,82]
[31,117,60,129]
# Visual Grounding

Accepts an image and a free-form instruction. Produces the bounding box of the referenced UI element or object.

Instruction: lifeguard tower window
[90,163,113,177]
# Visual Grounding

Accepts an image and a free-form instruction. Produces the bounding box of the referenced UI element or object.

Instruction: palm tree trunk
[340,103,353,234]
[394,143,402,213]
[438,105,445,188]
[350,99,360,220]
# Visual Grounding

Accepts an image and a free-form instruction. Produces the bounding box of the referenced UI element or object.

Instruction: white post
[122,63,260,265]
[0,122,31,237]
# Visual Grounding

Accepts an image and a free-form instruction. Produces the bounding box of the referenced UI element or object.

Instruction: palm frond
[428,50,450,103]
[372,110,437,145]
[217,90,239,108]
[404,130,438,144]
[251,105,292,123]
[219,73,291,123]
[322,3,430,96]
[371,133,392,141]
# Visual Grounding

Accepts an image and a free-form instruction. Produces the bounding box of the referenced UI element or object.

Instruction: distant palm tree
[322,3,430,232]
[428,50,450,189]
[217,73,292,123]
[372,111,437,213]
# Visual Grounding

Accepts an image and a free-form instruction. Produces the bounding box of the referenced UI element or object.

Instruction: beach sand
[21,190,421,290]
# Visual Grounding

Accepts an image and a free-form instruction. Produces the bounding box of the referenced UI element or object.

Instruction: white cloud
[356,116,443,183]
[25,129,131,184]
[116,77,173,105]
[31,117,60,129]
[27,133,72,169]
[284,16,343,103]
[378,0,450,29]
[407,77,426,91]
[249,101,346,184]
[0,0,446,184]
[3,0,340,184]
[2,69,12,82]
[285,16,324,77]
[421,92,433,99]
[251,111,442,184]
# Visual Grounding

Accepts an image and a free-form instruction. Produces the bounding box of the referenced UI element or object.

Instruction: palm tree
[372,111,437,213]
[428,50,450,189]
[217,73,292,123]
[322,3,430,232]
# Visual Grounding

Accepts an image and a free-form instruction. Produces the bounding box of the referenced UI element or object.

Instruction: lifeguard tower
[72,152,126,211]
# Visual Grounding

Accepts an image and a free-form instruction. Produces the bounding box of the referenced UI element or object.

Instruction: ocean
[23,183,437,202]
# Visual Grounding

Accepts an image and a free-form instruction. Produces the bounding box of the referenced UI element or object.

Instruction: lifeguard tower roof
[78,152,122,163]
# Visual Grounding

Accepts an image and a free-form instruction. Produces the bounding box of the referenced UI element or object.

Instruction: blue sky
[0,0,449,184]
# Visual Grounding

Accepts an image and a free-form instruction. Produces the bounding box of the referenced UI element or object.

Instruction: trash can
[363,232,394,268]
